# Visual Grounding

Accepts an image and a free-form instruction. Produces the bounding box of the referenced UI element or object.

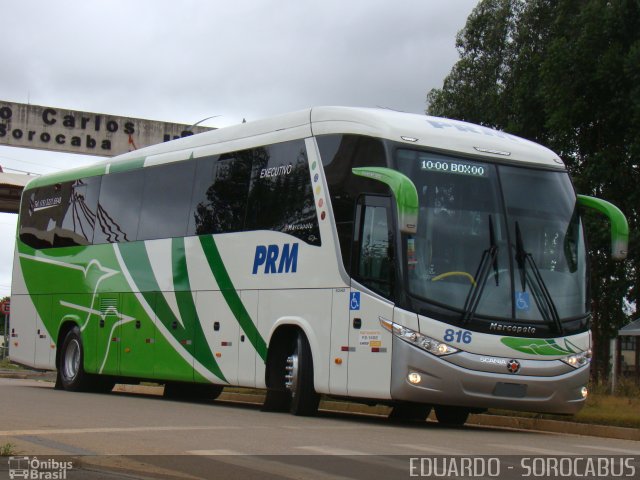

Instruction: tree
[427,0,640,381]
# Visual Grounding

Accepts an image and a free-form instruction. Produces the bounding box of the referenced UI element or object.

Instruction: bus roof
[26,107,564,189]
[310,107,564,168]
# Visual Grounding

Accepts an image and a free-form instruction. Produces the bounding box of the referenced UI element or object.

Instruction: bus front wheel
[286,333,319,416]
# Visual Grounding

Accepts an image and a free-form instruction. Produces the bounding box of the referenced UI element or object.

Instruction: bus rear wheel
[286,332,319,416]
[58,326,111,392]
[434,406,470,426]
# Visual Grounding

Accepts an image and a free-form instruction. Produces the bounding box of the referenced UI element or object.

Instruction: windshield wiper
[462,215,499,324]
[514,222,564,335]
[489,215,500,286]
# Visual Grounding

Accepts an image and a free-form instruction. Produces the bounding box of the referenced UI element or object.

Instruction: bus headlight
[561,350,591,368]
[379,318,458,357]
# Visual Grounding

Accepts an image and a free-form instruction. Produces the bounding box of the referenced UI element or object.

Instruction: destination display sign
[420,158,488,177]
[0,100,214,157]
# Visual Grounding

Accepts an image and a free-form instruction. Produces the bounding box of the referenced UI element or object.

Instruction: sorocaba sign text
[0,100,214,157]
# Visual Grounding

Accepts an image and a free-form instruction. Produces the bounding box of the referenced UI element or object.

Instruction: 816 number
[444,328,472,344]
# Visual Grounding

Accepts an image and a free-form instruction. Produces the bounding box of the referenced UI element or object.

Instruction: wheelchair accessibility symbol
[350,292,361,311]
[515,291,530,311]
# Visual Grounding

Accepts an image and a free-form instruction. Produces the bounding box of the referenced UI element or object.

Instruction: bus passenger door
[348,196,395,399]
[119,292,155,379]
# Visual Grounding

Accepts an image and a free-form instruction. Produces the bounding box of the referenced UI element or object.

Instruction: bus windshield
[396,149,587,326]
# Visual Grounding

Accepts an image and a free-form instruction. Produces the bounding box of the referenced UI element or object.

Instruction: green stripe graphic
[501,337,578,356]
[199,235,268,361]
[118,241,227,382]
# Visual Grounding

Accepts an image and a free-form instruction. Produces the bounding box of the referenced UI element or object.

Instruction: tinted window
[190,141,320,244]
[187,155,217,236]
[21,139,322,248]
[55,177,101,247]
[20,183,67,249]
[316,134,389,272]
[19,178,102,249]
[93,170,144,243]
[138,162,196,240]
[357,203,393,297]
[246,141,320,245]
[191,152,252,235]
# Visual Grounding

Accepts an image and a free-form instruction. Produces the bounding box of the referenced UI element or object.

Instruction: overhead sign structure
[0,171,31,213]
[0,100,214,157]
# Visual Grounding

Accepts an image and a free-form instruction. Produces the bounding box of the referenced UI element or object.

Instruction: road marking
[0,425,242,437]
[19,435,97,455]
[296,446,369,455]
[573,444,640,455]
[394,443,466,455]
[486,443,576,456]
[187,449,244,456]
[185,454,357,480]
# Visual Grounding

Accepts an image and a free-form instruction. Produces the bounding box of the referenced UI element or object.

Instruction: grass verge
[0,357,23,370]
[0,442,17,456]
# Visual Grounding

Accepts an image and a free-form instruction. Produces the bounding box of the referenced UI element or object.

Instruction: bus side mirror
[577,194,629,260]
[352,167,419,234]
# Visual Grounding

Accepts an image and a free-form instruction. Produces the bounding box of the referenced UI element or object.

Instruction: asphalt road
[0,378,637,479]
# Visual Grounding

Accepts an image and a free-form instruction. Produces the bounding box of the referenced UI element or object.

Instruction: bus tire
[389,402,432,422]
[262,389,291,412]
[434,406,470,426]
[287,332,319,416]
[58,326,94,392]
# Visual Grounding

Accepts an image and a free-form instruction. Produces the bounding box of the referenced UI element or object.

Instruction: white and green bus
[10,107,628,425]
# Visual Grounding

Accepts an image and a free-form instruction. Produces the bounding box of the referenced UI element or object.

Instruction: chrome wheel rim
[63,339,81,381]
[285,352,299,395]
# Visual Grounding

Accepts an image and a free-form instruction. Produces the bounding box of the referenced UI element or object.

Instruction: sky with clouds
[0,0,479,297]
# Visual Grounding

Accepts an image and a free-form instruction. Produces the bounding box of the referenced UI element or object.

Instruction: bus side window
[55,177,101,247]
[19,185,59,249]
[245,140,321,245]
[93,170,144,244]
[354,197,394,298]
[317,134,388,275]
[137,161,196,241]
[191,152,252,235]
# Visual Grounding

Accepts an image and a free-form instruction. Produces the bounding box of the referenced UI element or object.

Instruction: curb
[0,369,56,381]
[467,414,640,442]
[4,372,638,441]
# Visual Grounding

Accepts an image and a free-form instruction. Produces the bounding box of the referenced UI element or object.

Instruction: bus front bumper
[390,336,589,415]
